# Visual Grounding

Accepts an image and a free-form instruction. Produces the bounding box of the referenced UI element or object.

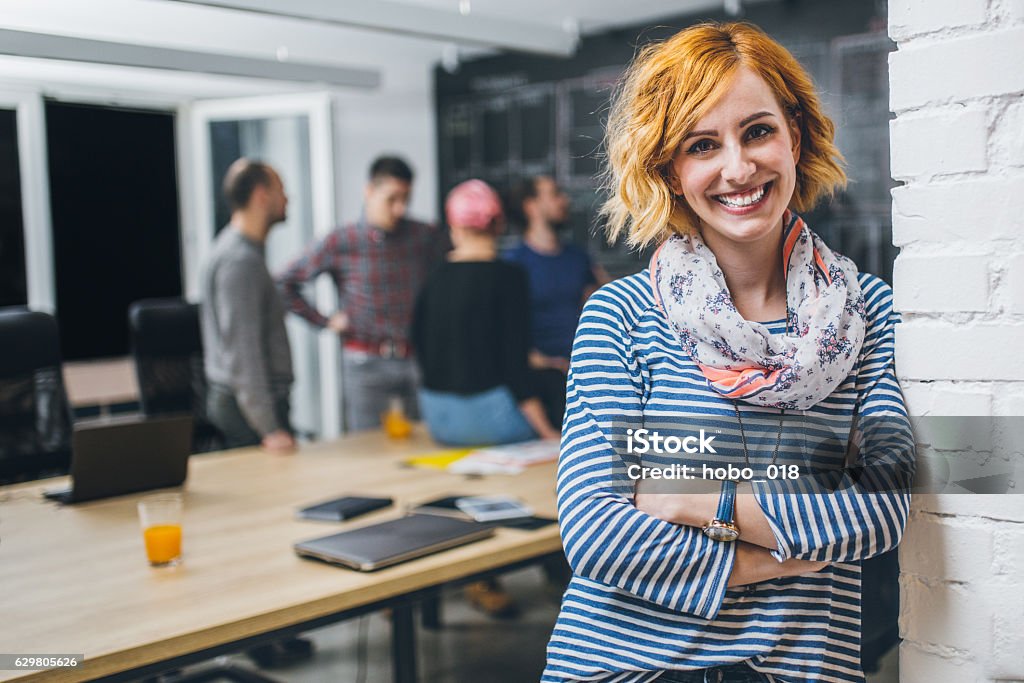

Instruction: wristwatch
[702,480,741,542]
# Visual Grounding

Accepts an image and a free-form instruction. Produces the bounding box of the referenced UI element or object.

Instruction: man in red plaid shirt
[277,156,448,431]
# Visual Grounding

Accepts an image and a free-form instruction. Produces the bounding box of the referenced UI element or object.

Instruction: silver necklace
[730,308,791,468]
[732,402,785,467]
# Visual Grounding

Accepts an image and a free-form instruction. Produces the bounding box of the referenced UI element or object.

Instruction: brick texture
[890,1,1024,679]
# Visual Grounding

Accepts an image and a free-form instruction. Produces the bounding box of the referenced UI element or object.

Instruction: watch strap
[715,479,738,525]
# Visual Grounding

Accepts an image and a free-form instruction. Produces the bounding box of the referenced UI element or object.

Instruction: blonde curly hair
[601,21,847,249]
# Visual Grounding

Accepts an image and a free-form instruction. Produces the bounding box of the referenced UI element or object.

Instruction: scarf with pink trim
[649,212,867,410]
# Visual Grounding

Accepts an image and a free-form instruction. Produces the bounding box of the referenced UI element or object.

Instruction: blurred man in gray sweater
[201,158,296,453]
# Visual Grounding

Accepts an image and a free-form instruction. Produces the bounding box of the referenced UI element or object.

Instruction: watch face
[704,522,740,542]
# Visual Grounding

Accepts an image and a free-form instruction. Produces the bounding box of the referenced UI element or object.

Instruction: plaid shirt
[277,218,447,347]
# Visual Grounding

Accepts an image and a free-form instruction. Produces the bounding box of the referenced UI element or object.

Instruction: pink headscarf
[445,179,503,231]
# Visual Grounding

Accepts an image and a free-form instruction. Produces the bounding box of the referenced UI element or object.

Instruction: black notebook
[297,496,393,522]
[293,513,494,571]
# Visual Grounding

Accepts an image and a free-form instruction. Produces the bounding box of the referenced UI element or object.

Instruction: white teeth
[716,184,766,208]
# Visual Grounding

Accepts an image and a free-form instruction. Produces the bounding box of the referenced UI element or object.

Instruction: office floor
[176,567,899,683]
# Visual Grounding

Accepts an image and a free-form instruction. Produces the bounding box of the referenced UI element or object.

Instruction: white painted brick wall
[900,383,993,415]
[900,578,988,652]
[1008,253,1024,315]
[896,323,1024,380]
[889,0,1024,679]
[891,176,1024,245]
[889,0,988,39]
[900,642,981,683]
[992,98,1024,169]
[889,27,1024,110]
[996,0,1024,24]
[900,513,994,583]
[889,108,989,179]
[893,254,990,312]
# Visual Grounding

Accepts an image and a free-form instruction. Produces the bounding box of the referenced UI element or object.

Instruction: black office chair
[129,301,293,682]
[0,308,74,485]
[128,298,224,454]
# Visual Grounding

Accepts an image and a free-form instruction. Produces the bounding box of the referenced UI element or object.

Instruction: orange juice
[382,397,413,439]
[143,524,182,565]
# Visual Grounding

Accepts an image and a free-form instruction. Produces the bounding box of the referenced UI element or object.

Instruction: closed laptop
[294,513,494,571]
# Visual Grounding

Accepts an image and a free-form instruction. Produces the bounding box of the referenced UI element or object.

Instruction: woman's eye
[746,124,774,140]
[687,139,716,155]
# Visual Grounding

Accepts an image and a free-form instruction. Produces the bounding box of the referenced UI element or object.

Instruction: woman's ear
[788,114,802,164]
[664,166,683,196]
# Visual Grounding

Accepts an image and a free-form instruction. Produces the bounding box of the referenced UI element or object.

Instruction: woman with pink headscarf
[411,179,560,446]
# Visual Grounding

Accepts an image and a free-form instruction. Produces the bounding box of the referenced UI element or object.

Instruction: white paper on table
[446,457,524,476]
[445,440,559,476]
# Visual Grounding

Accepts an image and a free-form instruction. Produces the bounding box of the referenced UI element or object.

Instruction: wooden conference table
[0,430,562,683]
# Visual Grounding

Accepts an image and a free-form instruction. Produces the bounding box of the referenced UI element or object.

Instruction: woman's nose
[720,145,756,185]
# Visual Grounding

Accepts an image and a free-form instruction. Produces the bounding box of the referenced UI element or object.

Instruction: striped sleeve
[557,284,736,620]
[754,276,914,563]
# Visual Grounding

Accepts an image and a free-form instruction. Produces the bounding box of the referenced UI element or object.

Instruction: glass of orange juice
[138,493,183,567]
[382,396,413,439]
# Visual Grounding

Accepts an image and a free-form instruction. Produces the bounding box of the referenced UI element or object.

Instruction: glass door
[183,93,341,439]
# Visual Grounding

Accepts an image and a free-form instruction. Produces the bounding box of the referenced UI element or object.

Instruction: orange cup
[138,494,183,566]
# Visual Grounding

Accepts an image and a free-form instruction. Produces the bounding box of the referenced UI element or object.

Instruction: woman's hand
[727,542,830,588]
[529,349,570,374]
[634,486,681,523]
[519,398,561,441]
[634,478,717,525]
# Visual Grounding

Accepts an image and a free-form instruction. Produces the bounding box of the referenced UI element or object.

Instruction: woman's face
[669,67,801,250]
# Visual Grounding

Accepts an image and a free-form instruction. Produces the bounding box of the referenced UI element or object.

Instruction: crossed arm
[558,286,910,618]
[633,484,829,587]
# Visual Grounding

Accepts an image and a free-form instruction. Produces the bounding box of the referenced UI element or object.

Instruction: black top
[411,260,534,401]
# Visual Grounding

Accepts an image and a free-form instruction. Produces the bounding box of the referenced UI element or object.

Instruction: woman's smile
[711,180,773,214]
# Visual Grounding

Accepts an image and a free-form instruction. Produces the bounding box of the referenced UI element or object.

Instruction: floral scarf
[649,211,867,410]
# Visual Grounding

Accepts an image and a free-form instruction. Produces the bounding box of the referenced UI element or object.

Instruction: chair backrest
[128,298,222,452]
[0,307,73,484]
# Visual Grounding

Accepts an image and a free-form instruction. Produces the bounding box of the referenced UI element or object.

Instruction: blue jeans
[658,662,771,683]
[418,386,535,446]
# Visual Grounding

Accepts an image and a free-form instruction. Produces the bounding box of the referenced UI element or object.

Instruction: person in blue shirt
[506,175,608,426]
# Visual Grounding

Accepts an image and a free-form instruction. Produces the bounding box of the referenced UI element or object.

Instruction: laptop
[43,414,193,504]
[294,513,495,571]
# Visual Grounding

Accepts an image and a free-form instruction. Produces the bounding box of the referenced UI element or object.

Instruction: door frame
[182,92,342,438]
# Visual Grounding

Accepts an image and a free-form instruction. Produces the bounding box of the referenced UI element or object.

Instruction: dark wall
[46,101,182,361]
[0,108,27,308]
[435,0,894,281]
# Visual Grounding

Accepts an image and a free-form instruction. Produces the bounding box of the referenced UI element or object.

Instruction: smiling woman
[601,22,846,253]
[543,21,913,683]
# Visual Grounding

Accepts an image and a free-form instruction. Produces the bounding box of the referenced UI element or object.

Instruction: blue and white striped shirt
[543,270,912,683]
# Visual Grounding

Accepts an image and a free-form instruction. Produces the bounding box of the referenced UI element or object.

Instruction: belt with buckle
[344,338,411,359]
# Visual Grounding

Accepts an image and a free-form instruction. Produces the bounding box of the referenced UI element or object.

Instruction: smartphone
[454,495,533,522]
